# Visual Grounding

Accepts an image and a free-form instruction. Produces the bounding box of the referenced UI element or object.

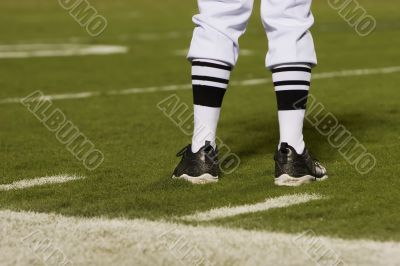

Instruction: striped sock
[272,64,312,154]
[191,59,232,153]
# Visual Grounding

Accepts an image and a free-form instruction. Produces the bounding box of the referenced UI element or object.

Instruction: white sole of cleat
[274,174,328,187]
[172,174,218,184]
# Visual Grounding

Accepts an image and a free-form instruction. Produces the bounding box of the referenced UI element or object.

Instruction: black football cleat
[274,143,328,186]
[172,142,219,184]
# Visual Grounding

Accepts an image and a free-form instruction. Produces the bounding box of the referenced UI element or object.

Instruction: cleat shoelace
[176,145,190,157]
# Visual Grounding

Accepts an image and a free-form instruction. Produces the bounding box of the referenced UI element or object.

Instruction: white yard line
[180,193,323,222]
[0,44,128,59]
[231,65,400,87]
[0,175,85,191]
[130,31,188,41]
[0,31,188,45]
[0,65,399,104]
[0,209,399,266]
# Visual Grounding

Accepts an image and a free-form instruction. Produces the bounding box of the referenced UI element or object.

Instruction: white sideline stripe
[1,66,399,104]
[181,193,322,221]
[0,44,128,59]
[0,175,85,191]
[1,210,399,266]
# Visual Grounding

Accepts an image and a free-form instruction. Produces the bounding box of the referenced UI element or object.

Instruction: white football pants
[187,0,317,68]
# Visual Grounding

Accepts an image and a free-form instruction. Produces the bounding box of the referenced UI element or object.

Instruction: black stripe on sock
[193,85,226,108]
[192,61,232,71]
[271,67,311,73]
[192,75,229,84]
[274,80,311,87]
[275,90,309,110]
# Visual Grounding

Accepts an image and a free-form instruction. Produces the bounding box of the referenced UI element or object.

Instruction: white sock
[192,105,220,152]
[272,63,312,154]
[278,110,306,153]
[191,59,232,153]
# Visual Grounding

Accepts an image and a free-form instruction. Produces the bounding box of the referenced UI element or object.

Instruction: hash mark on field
[0,44,128,59]
[180,193,323,222]
[1,66,400,104]
[0,175,85,191]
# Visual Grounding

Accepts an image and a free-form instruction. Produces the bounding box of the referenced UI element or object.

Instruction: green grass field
[0,0,400,264]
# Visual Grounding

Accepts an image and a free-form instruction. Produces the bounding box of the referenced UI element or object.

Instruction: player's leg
[261,0,327,186]
[172,0,254,184]
[188,0,254,152]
